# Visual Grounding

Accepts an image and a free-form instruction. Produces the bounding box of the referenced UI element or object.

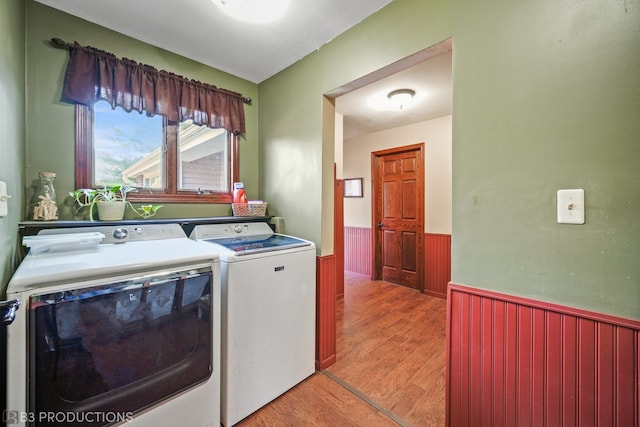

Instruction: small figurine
[33,193,58,220]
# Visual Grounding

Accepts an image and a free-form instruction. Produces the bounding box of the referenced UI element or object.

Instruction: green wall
[12,0,640,320]
[258,0,451,250]
[0,0,25,294]
[259,0,639,319]
[25,1,260,220]
[452,0,640,319]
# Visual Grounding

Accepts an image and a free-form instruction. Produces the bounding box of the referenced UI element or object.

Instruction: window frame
[75,104,238,204]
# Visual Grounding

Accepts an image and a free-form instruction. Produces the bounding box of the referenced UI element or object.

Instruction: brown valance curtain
[61,42,246,134]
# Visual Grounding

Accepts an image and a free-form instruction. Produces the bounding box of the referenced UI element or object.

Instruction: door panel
[383,159,398,174]
[372,144,424,291]
[402,157,416,173]
[402,180,417,219]
[383,230,399,268]
[402,231,417,271]
[383,181,400,218]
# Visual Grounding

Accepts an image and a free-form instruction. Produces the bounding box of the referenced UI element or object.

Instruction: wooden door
[334,164,345,300]
[372,143,424,291]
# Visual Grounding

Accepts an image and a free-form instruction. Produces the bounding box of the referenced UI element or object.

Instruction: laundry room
[3,0,640,426]
[4,1,416,425]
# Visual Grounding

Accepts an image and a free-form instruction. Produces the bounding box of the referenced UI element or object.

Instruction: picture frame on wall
[344,178,363,198]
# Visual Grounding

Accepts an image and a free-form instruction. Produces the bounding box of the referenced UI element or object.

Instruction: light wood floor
[237,271,447,427]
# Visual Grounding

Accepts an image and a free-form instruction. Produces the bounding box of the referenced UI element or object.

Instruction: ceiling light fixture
[212,0,289,24]
[387,88,416,110]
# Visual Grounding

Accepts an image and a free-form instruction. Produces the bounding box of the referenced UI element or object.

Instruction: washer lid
[202,234,311,256]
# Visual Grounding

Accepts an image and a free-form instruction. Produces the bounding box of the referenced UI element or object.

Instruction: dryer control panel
[40,223,188,244]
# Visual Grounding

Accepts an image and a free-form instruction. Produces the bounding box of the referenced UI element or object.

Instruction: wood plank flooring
[237,271,447,427]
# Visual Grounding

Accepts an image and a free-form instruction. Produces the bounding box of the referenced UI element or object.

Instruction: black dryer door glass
[29,266,213,426]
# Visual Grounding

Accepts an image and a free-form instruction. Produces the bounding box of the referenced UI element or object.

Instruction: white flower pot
[96,201,126,220]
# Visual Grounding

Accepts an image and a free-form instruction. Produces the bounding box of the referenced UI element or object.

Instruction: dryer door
[28,265,214,425]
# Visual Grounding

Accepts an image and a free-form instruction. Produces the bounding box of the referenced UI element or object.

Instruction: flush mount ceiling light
[387,88,416,110]
[212,0,289,23]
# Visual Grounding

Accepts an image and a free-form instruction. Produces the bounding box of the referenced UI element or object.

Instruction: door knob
[377,223,384,228]
[1,299,20,325]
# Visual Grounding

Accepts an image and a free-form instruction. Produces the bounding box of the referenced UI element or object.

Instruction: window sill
[126,192,233,204]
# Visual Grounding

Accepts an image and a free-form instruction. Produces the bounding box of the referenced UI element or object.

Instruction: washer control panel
[190,222,274,240]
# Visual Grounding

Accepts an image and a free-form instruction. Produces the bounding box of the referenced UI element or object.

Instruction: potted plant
[69,185,163,221]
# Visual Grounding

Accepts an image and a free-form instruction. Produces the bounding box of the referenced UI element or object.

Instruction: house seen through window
[77,101,237,203]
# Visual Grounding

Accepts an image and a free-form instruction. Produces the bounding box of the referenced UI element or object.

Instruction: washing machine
[190,222,315,426]
[3,224,221,427]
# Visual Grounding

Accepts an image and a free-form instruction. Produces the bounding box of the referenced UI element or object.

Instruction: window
[76,102,239,203]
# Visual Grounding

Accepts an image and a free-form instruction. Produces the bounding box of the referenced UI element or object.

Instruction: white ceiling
[35,0,392,84]
[35,0,452,139]
[336,50,452,139]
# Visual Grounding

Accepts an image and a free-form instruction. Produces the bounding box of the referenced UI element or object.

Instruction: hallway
[239,271,447,426]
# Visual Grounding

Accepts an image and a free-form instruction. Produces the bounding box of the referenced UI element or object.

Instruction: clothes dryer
[3,224,220,427]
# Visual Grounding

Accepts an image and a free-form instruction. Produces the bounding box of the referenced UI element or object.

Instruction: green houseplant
[69,185,163,221]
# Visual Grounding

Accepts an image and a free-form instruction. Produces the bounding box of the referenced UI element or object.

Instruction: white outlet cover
[0,181,9,217]
[557,189,584,224]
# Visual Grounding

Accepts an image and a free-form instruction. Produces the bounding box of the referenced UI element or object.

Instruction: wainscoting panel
[424,233,451,298]
[447,283,640,427]
[344,226,372,277]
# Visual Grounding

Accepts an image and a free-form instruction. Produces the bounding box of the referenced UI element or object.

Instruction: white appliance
[190,222,316,426]
[3,224,221,427]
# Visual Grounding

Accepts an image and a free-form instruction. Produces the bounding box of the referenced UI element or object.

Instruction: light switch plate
[0,181,9,217]
[557,189,584,224]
